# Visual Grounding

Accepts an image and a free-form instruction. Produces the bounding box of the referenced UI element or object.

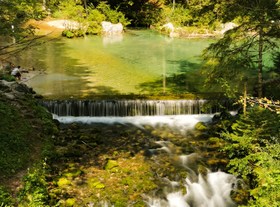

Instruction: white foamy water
[147,171,237,207]
[53,114,214,131]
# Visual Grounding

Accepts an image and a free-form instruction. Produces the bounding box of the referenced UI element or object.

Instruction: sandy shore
[28,19,80,36]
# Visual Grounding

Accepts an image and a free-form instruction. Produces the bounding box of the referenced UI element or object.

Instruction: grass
[0,99,32,176]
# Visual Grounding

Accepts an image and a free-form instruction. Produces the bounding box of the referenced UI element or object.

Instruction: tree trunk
[42,0,46,10]
[257,28,264,98]
[172,0,176,11]
[83,0,88,16]
[243,80,247,116]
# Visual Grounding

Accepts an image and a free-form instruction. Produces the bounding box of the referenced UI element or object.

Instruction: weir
[41,99,231,117]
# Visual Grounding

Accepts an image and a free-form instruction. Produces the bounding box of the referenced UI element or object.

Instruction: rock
[162,22,180,38]
[194,122,207,131]
[101,21,123,35]
[0,80,13,92]
[162,22,174,33]
[65,198,76,207]
[104,160,119,170]
[47,20,80,30]
[12,82,34,94]
[33,94,44,99]
[221,22,237,34]
[3,93,16,100]
[0,80,42,100]
[212,111,233,123]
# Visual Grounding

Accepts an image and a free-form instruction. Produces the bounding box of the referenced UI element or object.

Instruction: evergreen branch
[246,97,280,113]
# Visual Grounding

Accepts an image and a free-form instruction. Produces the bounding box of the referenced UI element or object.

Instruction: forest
[0,0,280,206]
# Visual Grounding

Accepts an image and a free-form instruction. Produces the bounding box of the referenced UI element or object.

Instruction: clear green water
[17,30,212,98]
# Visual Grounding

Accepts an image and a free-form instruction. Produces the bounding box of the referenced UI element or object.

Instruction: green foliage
[202,0,280,98]
[271,51,280,75]
[202,28,259,97]
[0,74,16,82]
[244,144,280,207]
[0,186,13,206]
[54,1,85,20]
[96,2,129,26]
[159,4,192,26]
[107,0,163,27]
[54,1,129,37]
[220,107,280,206]
[0,0,48,42]
[62,30,76,38]
[85,7,105,35]
[17,163,50,207]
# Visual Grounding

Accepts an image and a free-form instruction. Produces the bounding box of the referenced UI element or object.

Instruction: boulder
[101,21,123,35]
[162,22,179,38]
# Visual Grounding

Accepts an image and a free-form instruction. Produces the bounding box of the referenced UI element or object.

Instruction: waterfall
[41,99,226,116]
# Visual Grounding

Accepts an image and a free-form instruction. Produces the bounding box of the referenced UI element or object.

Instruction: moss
[64,169,82,178]
[88,178,106,189]
[57,177,71,187]
[194,122,207,131]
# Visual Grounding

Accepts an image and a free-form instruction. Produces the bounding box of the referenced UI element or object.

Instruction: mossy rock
[88,178,105,189]
[65,198,76,207]
[104,160,119,170]
[57,177,71,187]
[64,170,82,178]
[194,122,207,131]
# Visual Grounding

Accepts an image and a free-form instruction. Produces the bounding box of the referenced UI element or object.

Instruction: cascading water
[42,99,222,117]
[144,145,237,207]
[45,99,238,207]
[145,170,237,207]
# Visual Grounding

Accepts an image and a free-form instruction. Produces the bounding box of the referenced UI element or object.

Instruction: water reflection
[102,34,123,45]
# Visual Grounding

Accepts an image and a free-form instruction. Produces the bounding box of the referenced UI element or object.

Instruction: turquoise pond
[16,29,213,99]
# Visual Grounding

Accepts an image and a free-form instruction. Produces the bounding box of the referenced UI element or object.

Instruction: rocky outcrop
[0,80,42,100]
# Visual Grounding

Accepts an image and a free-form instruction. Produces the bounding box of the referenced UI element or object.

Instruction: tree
[0,0,48,61]
[106,0,164,27]
[203,0,280,98]
[220,107,280,206]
